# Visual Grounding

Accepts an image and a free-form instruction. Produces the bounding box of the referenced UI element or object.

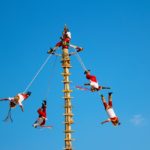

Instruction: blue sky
[0,0,150,150]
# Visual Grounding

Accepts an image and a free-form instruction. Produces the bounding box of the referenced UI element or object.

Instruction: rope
[24,55,52,92]
[44,55,58,99]
[75,52,87,71]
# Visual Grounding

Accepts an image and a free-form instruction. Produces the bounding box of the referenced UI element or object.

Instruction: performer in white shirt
[100,92,121,126]
[0,91,31,112]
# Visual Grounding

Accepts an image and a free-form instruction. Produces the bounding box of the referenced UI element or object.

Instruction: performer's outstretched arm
[0,98,10,101]
[101,118,111,124]
[70,44,83,52]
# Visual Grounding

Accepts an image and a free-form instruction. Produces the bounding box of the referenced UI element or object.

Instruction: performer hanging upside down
[33,100,47,128]
[47,25,83,54]
[100,92,121,126]
[84,70,111,92]
[0,91,31,112]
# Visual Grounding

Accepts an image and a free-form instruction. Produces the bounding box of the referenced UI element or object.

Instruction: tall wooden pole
[48,25,82,149]
[61,42,74,149]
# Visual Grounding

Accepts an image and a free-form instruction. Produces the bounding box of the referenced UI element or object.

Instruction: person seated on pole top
[0,91,32,112]
[48,26,83,54]
[84,70,111,92]
[47,26,71,54]
[100,92,121,126]
[61,25,71,41]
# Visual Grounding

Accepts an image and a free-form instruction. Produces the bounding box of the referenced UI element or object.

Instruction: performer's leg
[108,92,113,107]
[33,117,43,128]
[40,119,46,126]
[47,43,60,54]
[33,119,39,128]
[84,83,90,86]
[101,86,111,89]
[100,95,108,109]
[91,86,96,92]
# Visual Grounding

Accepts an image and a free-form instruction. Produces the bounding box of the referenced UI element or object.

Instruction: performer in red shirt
[84,70,110,92]
[47,26,83,54]
[33,100,47,128]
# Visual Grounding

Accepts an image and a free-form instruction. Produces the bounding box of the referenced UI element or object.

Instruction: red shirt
[21,93,29,100]
[56,37,70,49]
[37,108,46,118]
[86,74,97,82]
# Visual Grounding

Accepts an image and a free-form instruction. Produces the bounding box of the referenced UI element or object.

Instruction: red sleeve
[56,41,62,47]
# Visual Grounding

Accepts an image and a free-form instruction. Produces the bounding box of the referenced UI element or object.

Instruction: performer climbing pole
[48,25,83,150]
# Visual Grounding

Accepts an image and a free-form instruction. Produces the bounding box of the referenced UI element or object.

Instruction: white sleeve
[18,101,23,106]
[67,32,71,39]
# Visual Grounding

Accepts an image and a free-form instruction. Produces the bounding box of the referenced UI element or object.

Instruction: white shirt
[90,81,99,89]
[106,108,116,118]
[67,32,71,39]
[8,94,25,106]
[17,93,25,106]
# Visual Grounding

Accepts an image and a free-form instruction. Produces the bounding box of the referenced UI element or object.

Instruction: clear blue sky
[0,0,150,150]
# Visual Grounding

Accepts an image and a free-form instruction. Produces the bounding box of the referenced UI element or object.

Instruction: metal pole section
[62,48,74,150]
